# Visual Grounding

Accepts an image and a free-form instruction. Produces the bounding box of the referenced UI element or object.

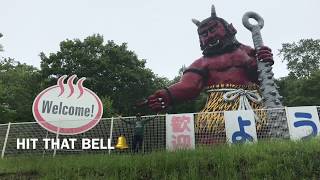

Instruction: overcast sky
[1,0,320,80]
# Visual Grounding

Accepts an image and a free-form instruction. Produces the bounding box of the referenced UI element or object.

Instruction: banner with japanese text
[286,106,320,140]
[166,113,195,150]
[224,110,257,144]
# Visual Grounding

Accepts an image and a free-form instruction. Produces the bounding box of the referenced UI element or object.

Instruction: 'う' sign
[32,75,103,135]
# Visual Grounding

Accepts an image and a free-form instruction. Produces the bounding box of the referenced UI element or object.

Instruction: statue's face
[198,20,226,51]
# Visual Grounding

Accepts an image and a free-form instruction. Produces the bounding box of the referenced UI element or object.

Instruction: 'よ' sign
[224,110,257,144]
[166,113,195,150]
[32,75,103,135]
[286,106,320,140]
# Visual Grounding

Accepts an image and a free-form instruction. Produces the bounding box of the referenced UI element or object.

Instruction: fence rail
[0,106,320,158]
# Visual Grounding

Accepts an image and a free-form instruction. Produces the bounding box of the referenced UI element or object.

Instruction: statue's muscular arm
[241,44,274,84]
[241,44,274,66]
[168,70,204,101]
[147,58,206,111]
[240,44,257,69]
[239,44,260,84]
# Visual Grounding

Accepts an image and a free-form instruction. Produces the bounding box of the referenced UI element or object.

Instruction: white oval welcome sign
[32,75,103,135]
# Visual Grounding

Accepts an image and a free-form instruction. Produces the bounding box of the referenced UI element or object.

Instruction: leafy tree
[40,34,169,116]
[100,96,115,118]
[0,58,42,123]
[277,70,320,106]
[279,39,320,78]
[277,38,320,106]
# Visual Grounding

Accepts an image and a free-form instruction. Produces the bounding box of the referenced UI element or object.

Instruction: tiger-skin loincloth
[195,84,267,134]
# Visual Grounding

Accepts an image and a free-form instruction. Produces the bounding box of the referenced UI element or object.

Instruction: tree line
[0,35,319,124]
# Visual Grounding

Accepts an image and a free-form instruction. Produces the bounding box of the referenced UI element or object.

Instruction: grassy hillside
[1,139,320,179]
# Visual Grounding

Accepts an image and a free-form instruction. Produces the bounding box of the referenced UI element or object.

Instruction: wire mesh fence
[0,107,320,158]
[0,124,9,156]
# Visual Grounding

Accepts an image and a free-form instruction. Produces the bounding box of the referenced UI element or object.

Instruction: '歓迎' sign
[32,75,103,135]
[166,113,195,150]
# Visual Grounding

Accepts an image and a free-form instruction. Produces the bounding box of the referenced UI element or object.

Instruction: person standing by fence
[121,113,156,152]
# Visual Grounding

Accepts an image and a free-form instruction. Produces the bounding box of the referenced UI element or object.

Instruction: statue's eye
[208,27,215,33]
[200,31,208,37]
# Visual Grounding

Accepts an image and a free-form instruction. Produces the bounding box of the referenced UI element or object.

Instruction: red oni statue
[147,5,273,141]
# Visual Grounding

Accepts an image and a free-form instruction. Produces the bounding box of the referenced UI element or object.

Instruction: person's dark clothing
[133,134,143,152]
[121,116,155,152]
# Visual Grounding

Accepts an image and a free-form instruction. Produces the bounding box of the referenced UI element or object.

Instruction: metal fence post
[1,122,11,159]
[53,128,60,157]
[42,131,49,157]
[109,117,114,155]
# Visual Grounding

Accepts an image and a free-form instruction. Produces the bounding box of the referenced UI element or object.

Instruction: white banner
[286,106,320,140]
[224,110,257,144]
[166,113,195,150]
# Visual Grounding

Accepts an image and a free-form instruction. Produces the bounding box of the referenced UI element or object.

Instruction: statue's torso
[193,45,258,87]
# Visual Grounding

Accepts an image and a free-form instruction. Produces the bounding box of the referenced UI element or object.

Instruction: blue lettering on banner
[231,116,254,143]
[294,112,317,139]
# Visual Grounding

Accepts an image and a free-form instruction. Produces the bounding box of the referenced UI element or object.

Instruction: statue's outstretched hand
[147,90,171,112]
[256,46,274,65]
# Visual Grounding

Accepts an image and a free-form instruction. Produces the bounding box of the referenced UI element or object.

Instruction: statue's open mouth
[208,39,220,47]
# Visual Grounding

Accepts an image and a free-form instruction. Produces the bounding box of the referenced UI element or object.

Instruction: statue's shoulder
[238,44,255,57]
[188,57,207,69]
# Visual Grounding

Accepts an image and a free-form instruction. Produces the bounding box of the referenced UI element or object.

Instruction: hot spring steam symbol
[32,75,103,135]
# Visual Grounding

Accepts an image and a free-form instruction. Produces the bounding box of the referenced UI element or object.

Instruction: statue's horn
[191,18,201,27]
[211,4,217,17]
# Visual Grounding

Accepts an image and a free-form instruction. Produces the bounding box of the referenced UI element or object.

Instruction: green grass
[1,139,320,179]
